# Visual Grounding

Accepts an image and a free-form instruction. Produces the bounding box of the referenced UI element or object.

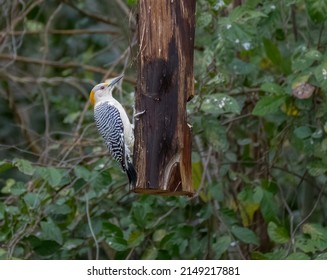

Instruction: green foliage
[267,222,289,244]
[252,95,287,116]
[231,226,259,246]
[0,0,327,260]
[192,0,327,260]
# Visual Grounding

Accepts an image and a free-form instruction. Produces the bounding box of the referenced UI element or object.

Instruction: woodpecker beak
[109,75,124,88]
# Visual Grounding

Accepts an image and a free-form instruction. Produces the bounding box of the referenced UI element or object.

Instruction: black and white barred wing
[94,102,126,170]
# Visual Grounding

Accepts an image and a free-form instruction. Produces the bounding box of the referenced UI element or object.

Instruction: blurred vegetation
[1,0,327,260]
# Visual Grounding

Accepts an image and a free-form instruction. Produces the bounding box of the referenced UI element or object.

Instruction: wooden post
[133,0,196,196]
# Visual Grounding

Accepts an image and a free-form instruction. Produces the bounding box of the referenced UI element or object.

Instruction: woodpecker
[89,75,137,185]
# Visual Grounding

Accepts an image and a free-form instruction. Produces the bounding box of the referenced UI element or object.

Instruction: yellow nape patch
[89,90,95,106]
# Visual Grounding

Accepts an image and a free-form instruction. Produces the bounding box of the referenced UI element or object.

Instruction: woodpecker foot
[132,109,145,129]
[134,110,146,120]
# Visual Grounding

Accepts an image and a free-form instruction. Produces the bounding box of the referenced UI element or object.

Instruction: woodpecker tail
[126,161,137,186]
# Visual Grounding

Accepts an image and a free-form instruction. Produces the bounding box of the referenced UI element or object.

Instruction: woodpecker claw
[134,110,146,119]
[132,108,145,129]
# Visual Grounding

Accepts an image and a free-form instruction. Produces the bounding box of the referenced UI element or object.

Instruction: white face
[89,75,123,105]
[93,83,110,101]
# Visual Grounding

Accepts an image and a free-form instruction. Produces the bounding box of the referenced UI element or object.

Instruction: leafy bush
[0,0,327,260]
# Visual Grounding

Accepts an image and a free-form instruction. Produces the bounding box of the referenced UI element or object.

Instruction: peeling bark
[133,0,195,195]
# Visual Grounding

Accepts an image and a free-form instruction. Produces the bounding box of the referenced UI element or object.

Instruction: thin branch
[194,135,212,184]
[62,0,118,26]
[0,53,105,74]
[291,4,298,41]
[0,29,119,36]
[114,0,136,27]
[86,192,99,260]
[74,100,92,136]
[39,3,63,77]
[38,85,50,163]
[317,22,325,50]
[0,72,95,86]
[10,0,44,29]
[197,146,213,195]
[278,184,296,253]
[3,85,42,154]
[58,123,94,166]
[0,54,136,84]
[292,185,325,238]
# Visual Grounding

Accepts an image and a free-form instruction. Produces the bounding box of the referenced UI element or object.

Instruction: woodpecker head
[89,75,124,106]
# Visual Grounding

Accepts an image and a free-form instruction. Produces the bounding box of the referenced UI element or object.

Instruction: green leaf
[90,170,112,190]
[74,165,91,181]
[103,222,123,237]
[63,239,84,250]
[314,61,327,90]
[302,223,327,240]
[40,219,63,245]
[45,203,72,215]
[316,253,327,260]
[208,182,224,202]
[251,251,269,260]
[5,206,19,215]
[0,202,5,220]
[294,126,312,139]
[106,236,128,251]
[141,247,158,260]
[153,229,167,244]
[296,224,327,253]
[260,190,279,223]
[263,38,291,74]
[306,0,327,23]
[260,82,285,95]
[238,186,263,226]
[238,186,263,204]
[13,159,35,176]
[128,230,145,247]
[263,38,282,66]
[295,236,317,253]
[36,166,63,187]
[229,59,256,75]
[292,49,322,72]
[191,160,203,190]
[321,138,327,151]
[32,240,61,256]
[11,182,26,196]
[23,193,40,209]
[213,235,231,259]
[198,12,212,28]
[0,248,6,258]
[1,179,15,194]
[0,161,13,173]
[267,222,289,244]
[201,94,241,115]
[307,161,327,176]
[132,203,153,229]
[231,225,259,245]
[204,120,229,152]
[286,252,310,260]
[228,6,266,21]
[265,250,288,260]
[252,95,286,116]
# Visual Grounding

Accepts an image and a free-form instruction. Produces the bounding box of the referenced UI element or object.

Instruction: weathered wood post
[133,0,196,195]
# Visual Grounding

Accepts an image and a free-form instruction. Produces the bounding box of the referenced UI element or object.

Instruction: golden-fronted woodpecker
[89,75,136,185]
